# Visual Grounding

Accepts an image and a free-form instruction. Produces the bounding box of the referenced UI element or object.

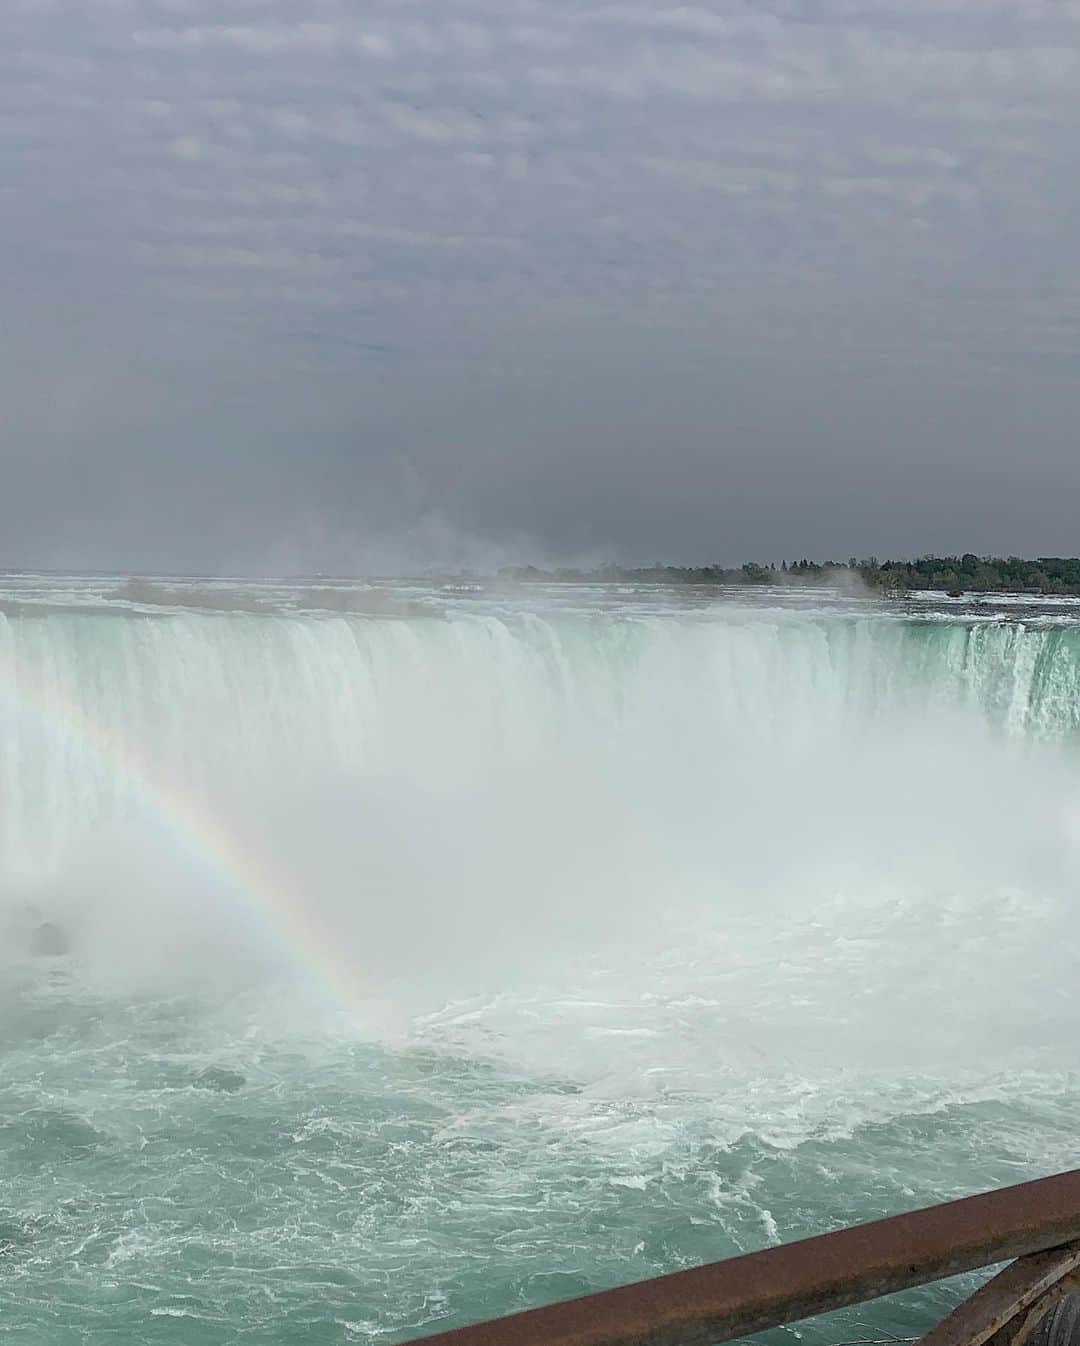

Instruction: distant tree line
[498,555,1080,595]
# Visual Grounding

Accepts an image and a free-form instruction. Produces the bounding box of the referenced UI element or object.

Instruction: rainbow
[0,644,367,1015]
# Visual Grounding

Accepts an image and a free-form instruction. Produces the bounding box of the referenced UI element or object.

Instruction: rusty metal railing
[399,1170,1080,1346]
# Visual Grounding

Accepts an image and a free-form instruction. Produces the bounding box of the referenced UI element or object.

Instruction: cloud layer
[2,0,1079,570]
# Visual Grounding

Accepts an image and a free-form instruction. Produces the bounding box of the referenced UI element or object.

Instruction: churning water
[0,577,1077,1345]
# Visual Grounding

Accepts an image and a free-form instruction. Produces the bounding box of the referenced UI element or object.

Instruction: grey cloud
[1,0,1079,571]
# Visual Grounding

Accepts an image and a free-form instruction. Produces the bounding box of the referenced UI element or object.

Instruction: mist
[3,596,1077,1084]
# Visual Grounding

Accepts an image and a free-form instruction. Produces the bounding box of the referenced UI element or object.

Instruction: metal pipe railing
[398,1170,1080,1346]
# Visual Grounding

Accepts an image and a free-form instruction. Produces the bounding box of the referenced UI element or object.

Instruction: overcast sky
[3,0,1079,573]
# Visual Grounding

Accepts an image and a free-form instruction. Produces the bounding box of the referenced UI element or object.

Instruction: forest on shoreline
[498,555,1080,595]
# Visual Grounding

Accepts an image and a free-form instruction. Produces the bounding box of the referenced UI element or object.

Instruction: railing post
[1029,1293,1080,1346]
[917,1245,1080,1346]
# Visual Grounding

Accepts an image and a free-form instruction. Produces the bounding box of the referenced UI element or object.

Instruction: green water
[2,967,1077,1346]
[1,585,1078,1343]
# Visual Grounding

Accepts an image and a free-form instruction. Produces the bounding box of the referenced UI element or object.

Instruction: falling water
[1,578,1077,1345]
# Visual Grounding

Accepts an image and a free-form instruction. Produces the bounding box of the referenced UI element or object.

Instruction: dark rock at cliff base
[29,923,69,957]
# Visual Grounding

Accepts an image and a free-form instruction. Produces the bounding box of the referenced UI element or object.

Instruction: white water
[1,583,1078,1343]
[1,591,1078,1053]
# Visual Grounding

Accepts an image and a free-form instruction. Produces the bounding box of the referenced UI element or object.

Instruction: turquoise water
[1,582,1078,1344]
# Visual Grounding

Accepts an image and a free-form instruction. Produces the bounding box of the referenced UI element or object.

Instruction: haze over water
[0,577,1077,1344]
